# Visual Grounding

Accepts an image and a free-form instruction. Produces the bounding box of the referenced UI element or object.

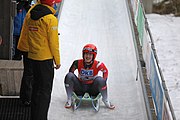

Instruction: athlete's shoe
[64,99,72,108]
[102,99,115,109]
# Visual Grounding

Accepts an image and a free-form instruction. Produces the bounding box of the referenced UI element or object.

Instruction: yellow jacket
[18,3,60,65]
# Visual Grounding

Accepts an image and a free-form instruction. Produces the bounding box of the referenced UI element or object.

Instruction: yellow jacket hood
[30,4,56,20]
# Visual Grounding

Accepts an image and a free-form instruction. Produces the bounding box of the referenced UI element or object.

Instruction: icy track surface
[48,0,148,119]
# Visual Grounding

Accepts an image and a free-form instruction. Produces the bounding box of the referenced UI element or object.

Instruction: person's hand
[55,64,61,69]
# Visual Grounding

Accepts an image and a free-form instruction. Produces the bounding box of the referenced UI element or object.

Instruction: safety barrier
[128,0,176,120]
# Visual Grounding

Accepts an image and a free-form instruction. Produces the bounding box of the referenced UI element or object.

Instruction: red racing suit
[69,59,108,84]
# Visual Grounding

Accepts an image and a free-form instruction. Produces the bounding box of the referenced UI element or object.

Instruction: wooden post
[142,0,153,14]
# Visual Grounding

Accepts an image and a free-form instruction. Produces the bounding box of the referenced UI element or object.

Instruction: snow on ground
[146,14,180,119]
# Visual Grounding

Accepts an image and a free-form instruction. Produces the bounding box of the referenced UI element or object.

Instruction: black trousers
[20,52,33,102]
[64,72,108,100]
[30,59,54,120]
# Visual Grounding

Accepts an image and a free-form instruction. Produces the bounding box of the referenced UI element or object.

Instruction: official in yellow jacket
[18,0,61,120]
[18,2,60,66]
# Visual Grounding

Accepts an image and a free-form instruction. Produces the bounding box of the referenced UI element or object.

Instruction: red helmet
[82,44,97,60]
[40,0,61,6]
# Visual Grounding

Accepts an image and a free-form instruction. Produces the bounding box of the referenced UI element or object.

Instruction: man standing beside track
[18,0,61,119]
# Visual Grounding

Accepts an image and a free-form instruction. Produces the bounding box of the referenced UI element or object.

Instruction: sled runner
[72,92,101,112]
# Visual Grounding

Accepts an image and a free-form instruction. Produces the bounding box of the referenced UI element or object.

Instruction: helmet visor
[83,48,97,53]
